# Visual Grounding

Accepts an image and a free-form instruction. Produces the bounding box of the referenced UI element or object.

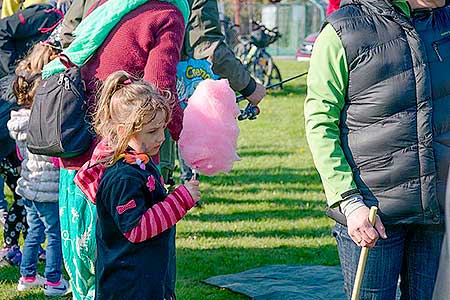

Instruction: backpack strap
[59,54,76,69]
[38,8,64,34]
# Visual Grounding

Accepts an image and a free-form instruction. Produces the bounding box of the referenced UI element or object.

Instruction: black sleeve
[0,4,60,77]
[185,0,255,93]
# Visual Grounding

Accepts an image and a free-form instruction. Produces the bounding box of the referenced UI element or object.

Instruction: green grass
[0,60,339,300]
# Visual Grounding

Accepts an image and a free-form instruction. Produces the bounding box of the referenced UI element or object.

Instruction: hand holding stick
[351,206,378,300]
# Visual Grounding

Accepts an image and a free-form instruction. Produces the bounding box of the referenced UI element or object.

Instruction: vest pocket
[432,35,450,62]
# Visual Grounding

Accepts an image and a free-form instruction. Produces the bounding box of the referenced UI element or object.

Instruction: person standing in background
[8,43,68,296]
[159,1,266,295]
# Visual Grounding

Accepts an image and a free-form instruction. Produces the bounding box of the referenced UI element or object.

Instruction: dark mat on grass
[203,264,346,300]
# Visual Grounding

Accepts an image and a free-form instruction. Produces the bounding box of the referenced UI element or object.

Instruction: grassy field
[0,60,339,300]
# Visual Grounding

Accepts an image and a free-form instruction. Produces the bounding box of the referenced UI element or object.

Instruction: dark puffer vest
[327,0,450,224]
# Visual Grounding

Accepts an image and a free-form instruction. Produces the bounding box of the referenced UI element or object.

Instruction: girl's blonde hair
[13,43,58,108]
[16,43,57,77]
[93,71,171,165]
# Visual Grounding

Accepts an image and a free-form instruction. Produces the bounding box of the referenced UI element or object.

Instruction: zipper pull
[433,42,443,62]
[64,77,70,91]
[58,74,64,85]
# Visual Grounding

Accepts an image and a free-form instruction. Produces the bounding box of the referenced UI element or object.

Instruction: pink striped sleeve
[123,185,195,243]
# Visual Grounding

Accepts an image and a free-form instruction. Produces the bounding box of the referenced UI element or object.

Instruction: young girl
[0,45,53,268]
[85,71,200,300]
[7,43,68,296]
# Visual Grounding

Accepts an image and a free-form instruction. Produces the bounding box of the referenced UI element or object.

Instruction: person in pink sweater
[61,0,185,169]
[57,1,187,299]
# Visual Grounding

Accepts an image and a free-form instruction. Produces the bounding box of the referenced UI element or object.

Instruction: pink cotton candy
[178,79,240,176]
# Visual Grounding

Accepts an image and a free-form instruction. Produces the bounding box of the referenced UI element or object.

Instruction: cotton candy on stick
[178,79,240,176]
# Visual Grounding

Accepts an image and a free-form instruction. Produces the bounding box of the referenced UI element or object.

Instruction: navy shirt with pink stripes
[95,156,195,300]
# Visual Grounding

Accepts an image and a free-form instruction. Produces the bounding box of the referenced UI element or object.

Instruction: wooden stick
[351,206,378,300]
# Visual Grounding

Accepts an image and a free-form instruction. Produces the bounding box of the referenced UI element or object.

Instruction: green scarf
[42,0,189,79]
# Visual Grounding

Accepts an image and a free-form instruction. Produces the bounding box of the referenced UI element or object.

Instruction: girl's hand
[346,206,387,248]
[184,179,201,202]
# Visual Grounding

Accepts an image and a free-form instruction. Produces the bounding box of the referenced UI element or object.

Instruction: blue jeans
[177,146,193,183]
[20,199,62,283]
[333,223,444,300]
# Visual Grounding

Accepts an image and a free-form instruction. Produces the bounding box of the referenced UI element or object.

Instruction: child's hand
[184,179,201,202]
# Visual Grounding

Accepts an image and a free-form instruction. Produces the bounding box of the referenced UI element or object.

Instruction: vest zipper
[432,42,443,62]
[432,36,450,62]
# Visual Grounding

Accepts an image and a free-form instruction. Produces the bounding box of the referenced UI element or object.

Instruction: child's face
[128,110,166,156]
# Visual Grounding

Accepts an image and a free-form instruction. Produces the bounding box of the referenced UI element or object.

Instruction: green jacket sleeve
[304,24,356,208]
[184,0,256,95]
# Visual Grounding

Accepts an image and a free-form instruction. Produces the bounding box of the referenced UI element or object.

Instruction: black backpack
[27,55,94,158]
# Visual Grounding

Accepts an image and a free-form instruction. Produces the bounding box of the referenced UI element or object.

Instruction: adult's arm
[186,0,257,97]
[144,7,185,141]
[304,24,356,208]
